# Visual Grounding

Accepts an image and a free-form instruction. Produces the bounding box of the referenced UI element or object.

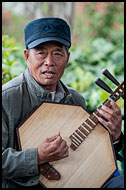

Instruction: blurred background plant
[2,35,26,84]
[2,2,124,175]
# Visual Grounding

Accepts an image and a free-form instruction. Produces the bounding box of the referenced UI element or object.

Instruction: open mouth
[42,71,56,79]
[43,72,54,75]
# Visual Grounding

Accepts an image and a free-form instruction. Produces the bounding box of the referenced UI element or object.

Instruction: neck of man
[42,84,57,92]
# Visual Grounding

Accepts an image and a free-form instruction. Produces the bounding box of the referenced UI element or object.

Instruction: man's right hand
[38,132,69,165]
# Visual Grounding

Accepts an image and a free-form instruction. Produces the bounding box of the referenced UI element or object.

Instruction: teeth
[44,72,53,75]
[45,72,52,74]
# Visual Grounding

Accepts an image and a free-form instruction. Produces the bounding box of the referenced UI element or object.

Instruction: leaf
[92,38,114,54]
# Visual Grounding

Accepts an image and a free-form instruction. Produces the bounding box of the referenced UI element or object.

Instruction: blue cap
[24,17,71,49]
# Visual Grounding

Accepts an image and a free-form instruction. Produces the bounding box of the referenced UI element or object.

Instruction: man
[2,17,124,188]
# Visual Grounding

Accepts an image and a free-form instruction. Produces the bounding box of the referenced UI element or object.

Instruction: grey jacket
[2,68,86,188]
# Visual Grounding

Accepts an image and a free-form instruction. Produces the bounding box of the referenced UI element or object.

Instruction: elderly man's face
[24,41,70,92]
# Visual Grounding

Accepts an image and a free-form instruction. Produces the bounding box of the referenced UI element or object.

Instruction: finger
[62,146,69,158]
[47,132,60,143]
[98,108,114,122]
[63,144,69,154]
[100,104,120,121]
[60,140,68,150]
[98,117,112,135]
[50,135,63,152]
[53,135,63,145]
[57,142,69,158]
[100,104,114,115]
[110,101,121,115]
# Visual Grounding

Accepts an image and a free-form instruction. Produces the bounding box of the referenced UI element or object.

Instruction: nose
[44,54,54,66]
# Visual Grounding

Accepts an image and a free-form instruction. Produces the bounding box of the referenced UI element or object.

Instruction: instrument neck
[70,81,124,151]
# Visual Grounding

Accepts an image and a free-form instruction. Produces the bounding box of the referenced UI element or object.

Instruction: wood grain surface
[17,103,117,188]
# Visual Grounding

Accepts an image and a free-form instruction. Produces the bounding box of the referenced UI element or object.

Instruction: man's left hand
[98,101,122,142]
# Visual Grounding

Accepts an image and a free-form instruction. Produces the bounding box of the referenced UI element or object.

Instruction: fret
[80,125,90,134]
[90,114,99,126]
[88,117,96,126]
[97,108,101,113]
[78,128,87,137]
[74,131,84,141]
[70,143,77,151]
[108,97,115,102]
[97,99,112,113]
[72,134,81,144]
[72,141,78,148]
[92,112,99,120]
[103,99,111,107]
[84,121,93,130]
[95,110,100,115]
[72,138,80,146]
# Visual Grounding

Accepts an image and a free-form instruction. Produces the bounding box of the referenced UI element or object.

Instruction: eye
[37,51,47,58]
[54,52,63,57]
[38,52,45,55]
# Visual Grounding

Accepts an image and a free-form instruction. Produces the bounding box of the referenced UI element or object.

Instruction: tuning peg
[102,69,120,86]
[94,77,113,94]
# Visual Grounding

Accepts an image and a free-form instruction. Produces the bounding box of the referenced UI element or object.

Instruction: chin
[38,80,55,87]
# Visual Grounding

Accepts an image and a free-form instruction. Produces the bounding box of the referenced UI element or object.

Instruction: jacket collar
[24,68,49,98]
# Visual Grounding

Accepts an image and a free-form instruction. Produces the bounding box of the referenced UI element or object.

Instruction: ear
[24,49,29,61]
[66,52,70,66]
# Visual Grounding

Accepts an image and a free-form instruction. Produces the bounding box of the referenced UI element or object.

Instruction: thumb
[47,132,60,142]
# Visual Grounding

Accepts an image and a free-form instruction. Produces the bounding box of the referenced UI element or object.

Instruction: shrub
[2,35,26,84]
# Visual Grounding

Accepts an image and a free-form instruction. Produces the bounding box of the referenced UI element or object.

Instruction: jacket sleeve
[113,132,124,162]
[2,109,40,186]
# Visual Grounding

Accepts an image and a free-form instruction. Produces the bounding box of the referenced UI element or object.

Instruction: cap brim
[27,37,71,49]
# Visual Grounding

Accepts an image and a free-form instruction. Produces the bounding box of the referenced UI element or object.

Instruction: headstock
[94,69,124,101]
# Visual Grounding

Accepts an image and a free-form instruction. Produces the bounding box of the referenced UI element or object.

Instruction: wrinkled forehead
[34,41,67,51]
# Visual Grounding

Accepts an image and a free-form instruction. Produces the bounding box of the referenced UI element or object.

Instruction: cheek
[57,64,66,77]
[27,56,40,70]
[27,59,41,77]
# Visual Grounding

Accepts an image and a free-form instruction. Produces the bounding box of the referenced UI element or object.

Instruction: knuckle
[63,140,67,146]
[55,149,60,155]
[107,115,112,120]
[104,121,111,128]
[106,123,110,128]
[44,138,48,143]
[111,110,114,115]
[52,144,57,151]
[65,150,69,157]
[118,108,121,115]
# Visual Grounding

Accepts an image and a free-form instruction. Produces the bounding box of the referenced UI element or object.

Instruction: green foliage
[2,35,26,84]
[73,2,124,47]
[62,37,124,113]
[2,35,124,114]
